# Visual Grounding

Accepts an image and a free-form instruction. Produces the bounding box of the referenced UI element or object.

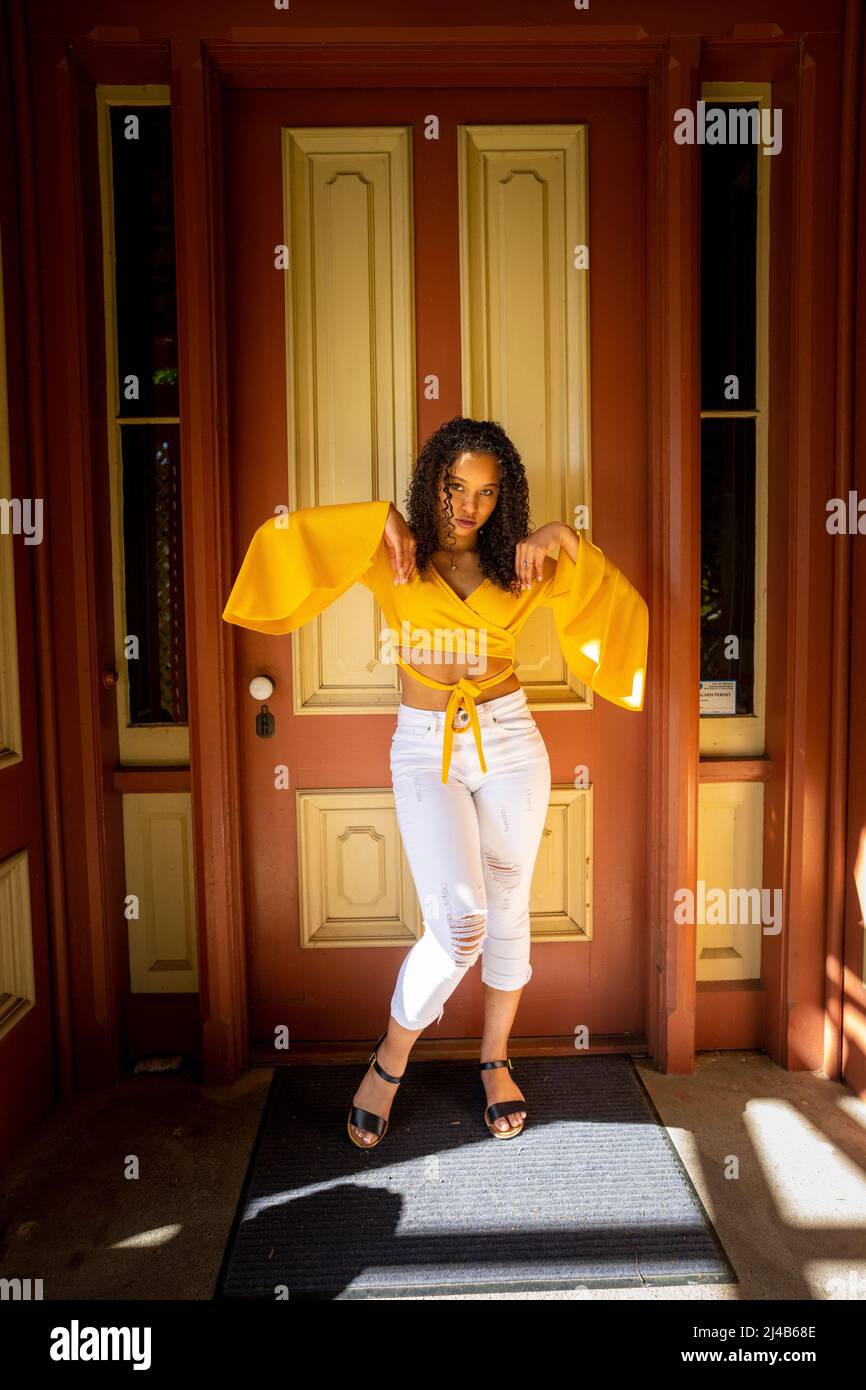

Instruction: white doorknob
[249,674,274,701]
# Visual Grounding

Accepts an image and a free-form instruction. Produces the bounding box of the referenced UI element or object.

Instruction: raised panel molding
[0,850,36,1040]
[297,784,592,949]
[697,782,765,981]
[123,792,199,992]
[529,786,593,942]
[458,124,592,709]
[282,127,415,714]
[297,790,422,947]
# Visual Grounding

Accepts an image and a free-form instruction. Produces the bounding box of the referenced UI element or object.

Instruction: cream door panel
[459,124,592,708]
[297,789,422,947]
[282,127,415,713]
[0,850,36,1040]
[529,786,593,942]
[297,784,591,950]
[697,781,765,980]
[123,792,199,992]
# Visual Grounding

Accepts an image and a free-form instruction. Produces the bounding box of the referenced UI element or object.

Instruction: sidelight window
[699,86,769,756]
[96,90,188,763]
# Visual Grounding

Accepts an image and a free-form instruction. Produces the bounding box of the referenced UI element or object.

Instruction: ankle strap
[368,1034,404,1085]
[371,1056,404,1085]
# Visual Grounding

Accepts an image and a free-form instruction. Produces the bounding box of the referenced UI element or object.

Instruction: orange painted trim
[699,759,774,782]
[112,770,192,793]
[822,0,862,1087]
[644,38,702,1076]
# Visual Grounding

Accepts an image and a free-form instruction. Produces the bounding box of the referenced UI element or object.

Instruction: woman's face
[438,451,500,543]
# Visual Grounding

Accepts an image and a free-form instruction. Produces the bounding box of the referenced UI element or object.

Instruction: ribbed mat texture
[215,1053,735,1299]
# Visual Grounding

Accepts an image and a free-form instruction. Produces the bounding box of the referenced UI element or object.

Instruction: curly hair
[402,417,532,595]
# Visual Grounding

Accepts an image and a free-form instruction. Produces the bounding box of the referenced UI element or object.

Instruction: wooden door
[223,85,648,1048]
[0,206,56,1164]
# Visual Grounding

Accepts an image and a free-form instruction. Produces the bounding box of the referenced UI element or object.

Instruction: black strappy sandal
[347,1032,405,1149]
[480,1056,527,1138]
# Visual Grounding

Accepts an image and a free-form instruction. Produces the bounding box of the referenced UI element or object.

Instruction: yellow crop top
[222,499,649,783]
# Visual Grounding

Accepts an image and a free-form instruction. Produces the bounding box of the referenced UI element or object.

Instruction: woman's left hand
[514,523,568,590]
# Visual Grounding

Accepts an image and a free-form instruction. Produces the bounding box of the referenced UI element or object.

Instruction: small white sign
[700,680,737,715]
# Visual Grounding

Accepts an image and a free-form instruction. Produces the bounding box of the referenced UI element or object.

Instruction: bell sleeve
[541,533,648,711]
[222,498,392,635]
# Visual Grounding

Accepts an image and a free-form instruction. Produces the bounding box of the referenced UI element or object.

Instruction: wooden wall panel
[0,851,35,1039]
[697,782,764,981]
[123,792,199,992]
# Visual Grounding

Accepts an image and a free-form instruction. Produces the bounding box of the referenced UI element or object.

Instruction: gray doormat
[214,1053,737,1299]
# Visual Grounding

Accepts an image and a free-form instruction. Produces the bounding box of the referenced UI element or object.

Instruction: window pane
[121,424,187,725]
[700,104,758,411]
[700,418,755,715]
[110,106,179,418]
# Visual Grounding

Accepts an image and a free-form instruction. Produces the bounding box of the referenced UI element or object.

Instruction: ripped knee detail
[483,851,521,907]
[448,910,487,966]
[484,850,521,884]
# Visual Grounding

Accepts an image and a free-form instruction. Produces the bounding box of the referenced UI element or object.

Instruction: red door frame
[13,5,859,1097]
[224,83,650,1051]
[209,36,703,1074]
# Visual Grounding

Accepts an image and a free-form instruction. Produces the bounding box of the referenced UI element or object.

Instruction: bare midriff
[397,652,521,710]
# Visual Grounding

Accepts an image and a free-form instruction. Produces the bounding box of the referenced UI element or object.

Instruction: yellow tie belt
[394,657,517,783]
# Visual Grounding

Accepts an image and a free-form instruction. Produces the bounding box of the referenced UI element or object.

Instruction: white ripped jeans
[388,686,552,1032]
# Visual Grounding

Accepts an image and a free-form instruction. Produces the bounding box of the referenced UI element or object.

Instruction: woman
[222,416,648,1149]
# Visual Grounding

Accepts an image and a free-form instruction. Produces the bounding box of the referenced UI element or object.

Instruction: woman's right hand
[384,504,417,584]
